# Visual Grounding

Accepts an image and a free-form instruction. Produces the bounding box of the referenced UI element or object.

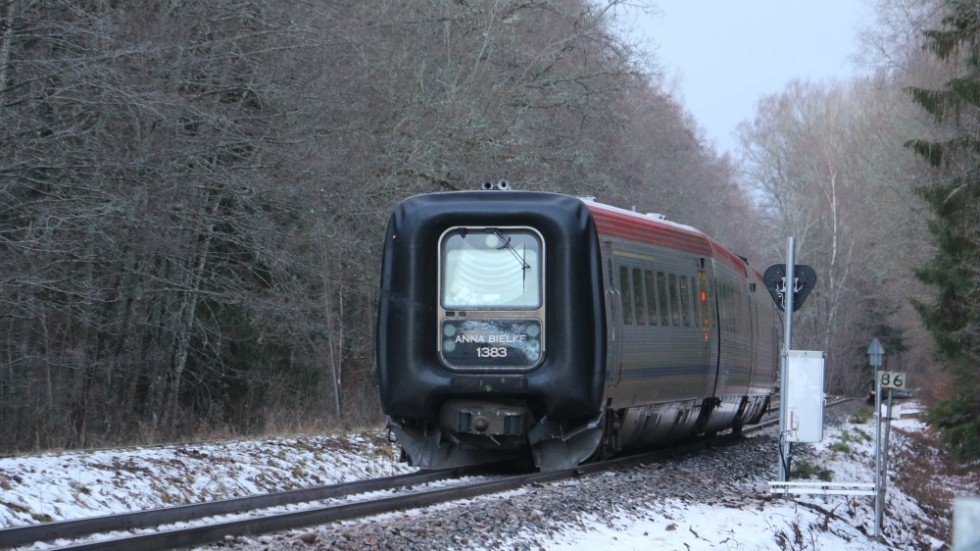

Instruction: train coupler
[440,400,529,437]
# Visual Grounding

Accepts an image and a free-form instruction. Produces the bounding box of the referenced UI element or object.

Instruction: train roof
[580,198,748,276]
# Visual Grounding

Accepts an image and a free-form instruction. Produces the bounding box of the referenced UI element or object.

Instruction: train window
[716,284,724,333]
[734,288,742,331]
[726,284,735,333]
[632,268,646,325]
[441,228,542,309]
[656,272,669,326]
[738,288,747,330]
[669,274,681,326]
[619,266,633,325]
[721,284,731,333]
[691,278,700,327]
[734,287,741,332]
[644,270,658,325]
[679,275,692,327]
[737,290,743,329]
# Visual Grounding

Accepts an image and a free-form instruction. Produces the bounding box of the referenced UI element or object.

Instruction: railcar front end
[376,191,607,470]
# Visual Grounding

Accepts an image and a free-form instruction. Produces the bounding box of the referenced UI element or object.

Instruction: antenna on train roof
[481,180,510,190]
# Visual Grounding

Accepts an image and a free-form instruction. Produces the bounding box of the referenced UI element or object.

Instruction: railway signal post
[766,237,818,483]
[869,337,884,541]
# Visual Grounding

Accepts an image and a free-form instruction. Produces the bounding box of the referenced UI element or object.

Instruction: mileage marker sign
[878,371,907,391]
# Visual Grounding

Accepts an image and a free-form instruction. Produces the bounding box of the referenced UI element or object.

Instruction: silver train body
[376,190,780,470]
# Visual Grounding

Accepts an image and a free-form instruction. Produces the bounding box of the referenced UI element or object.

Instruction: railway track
[0,466,486,550]
[1,399,850,551]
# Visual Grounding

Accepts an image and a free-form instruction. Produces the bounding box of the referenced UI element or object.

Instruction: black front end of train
[376,191,606,470]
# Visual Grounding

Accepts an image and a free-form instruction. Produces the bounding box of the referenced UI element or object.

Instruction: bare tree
[737,74,937,394]
[0,0,763,451]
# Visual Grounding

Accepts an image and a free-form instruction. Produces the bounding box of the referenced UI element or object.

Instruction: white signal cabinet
[785,350,825,443]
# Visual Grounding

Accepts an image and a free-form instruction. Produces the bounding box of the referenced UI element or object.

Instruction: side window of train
[721,284,732,333]
[632,267,646,325]
[737,287,745,330]
[668,274,681,326]
[719,284,726,332]
[644,270,658,325]
[619,265,633,325]
[656,272,670,326]
[679,275,692,327]
[727,284,736,333]
[732,287,745,332]
[738,287,745,330]
[743,288,750,328]
[719,283,729,333]
[691,277,700,327]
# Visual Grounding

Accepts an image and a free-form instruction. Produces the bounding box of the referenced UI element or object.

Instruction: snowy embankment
[0,402,976,550]
[0,432,412,528]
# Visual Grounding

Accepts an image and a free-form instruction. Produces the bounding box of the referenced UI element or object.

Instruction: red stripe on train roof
[585,201,746,274]
[708,237,748,277]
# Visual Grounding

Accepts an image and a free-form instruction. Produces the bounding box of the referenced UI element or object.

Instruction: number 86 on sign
[879,371,906,390]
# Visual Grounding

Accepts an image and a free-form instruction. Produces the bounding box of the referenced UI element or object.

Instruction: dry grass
[891,419,980,545]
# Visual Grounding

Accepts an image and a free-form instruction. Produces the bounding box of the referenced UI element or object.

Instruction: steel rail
[0,466,482,549]
[47,445,710,550]
[48,431,765,550]
[5,398,852,551]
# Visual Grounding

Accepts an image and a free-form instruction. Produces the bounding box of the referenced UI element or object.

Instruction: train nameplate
[440,319,542,368]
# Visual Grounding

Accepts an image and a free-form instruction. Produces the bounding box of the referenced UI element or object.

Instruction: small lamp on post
[868,337,886,541]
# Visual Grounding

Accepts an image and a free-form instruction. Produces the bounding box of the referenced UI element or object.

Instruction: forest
[1,0,977,459]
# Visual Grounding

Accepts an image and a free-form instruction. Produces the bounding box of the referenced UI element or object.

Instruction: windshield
[441,228,542,309]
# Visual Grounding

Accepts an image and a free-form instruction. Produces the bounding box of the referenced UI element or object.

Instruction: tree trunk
[0,0,17,112]
[164,188,220,432]
[320,232,343,419]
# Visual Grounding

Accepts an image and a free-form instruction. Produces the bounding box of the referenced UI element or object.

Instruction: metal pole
[883,389,894,492]
[778,237,795,482]
[874,368,883,541]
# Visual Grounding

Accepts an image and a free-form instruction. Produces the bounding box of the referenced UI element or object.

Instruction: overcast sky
[616,1,872,155]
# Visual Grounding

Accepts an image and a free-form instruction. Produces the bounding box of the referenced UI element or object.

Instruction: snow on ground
[0,433,413,529]
[543,497,873,551]
[536,402,962,551]
[0,402,975,550]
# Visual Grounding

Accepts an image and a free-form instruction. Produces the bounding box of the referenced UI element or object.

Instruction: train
[376,184,781,471]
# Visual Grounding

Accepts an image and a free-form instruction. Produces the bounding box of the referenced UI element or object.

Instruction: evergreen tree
[906,0,980,461]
